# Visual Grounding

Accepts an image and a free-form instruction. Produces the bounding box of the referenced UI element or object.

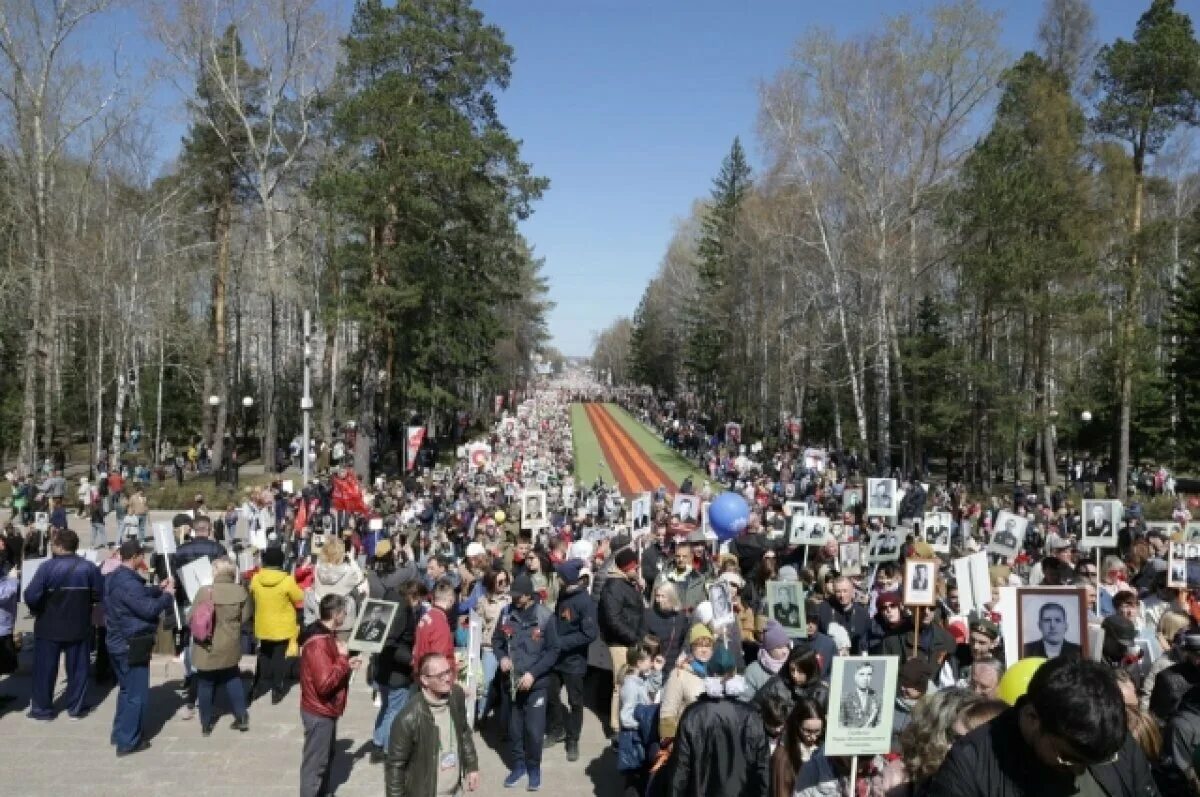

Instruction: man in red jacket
[413,579,456,665]
[299,594,362,797]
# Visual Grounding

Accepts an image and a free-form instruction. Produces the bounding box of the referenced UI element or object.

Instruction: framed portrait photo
[1186,522,1200,544]
[923,512,952,554]
[1169,543,1188,589]
[1080,500,1122,550]
[865,529,902,564]
[842,487,863,512]
[630,492,652,535]
[1016,587,1088,661]
[839,542,862,577]
[865,478,897,518]
[826,655,899,757]
[708,581,735,628]
[804,516,831,545]
[766,580,806,637]
[347,598,400,654]
[987,510,1026,562]
[903,558,938,607]
[520,489,548,530]
[785,500,809,520]
[669,493,701,537]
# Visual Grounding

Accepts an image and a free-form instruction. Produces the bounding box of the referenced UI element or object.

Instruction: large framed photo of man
[670,493,701,536]
[839,542,862,577]
[766,581,806,637]
[923,512,952,554]
[520,489,548,530]
[708,581,735,628]
[348,598,399,654]
[826,656,898,756]
[865,529,902,564]
[804,516,831,545]
[1080,500,1121,550]
[630,492,652,536]
[785,500,809,520]
[1017,588,1087,661]
[987,511,1026,562]
[865,479,897,519]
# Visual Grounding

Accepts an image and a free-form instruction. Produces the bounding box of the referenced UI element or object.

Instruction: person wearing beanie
[659,622,716,740]
[599,546,646,735]
[893,658,934,750]
[249,546,304,703]
[493,568,560,790]
[545,559,598,761]
[867,591,912,657]
[740,619,791,702]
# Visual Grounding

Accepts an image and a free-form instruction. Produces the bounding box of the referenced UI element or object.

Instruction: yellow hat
[688,623,714,645]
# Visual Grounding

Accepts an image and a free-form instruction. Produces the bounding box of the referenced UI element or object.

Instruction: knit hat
[262,546,285,568]
[688,623,715,646]
[778,565,800,582]
[555,559,588,586]
[511,574,535,599]
[877,591,903,610]
[899,658,933,692]
[465,542,486,558]
[615,548,638,574]
[761,620,790,652]
[707,645,736,676]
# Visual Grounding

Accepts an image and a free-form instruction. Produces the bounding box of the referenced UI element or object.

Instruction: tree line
[597,0,1200,493]
[0,0,551,477]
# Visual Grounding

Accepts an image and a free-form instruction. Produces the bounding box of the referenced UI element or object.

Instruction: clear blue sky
[471,0,1172,356]
[95,0,1188,356]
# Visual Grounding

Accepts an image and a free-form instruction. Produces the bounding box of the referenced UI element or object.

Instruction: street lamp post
[302,310,313,487]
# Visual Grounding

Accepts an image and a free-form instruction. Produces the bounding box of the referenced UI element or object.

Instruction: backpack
[189,588,216,643]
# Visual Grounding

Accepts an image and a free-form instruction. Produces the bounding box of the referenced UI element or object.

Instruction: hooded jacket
[304,559,366,627]
[249,567,304,642]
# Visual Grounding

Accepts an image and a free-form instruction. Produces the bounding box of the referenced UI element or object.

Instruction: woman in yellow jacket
[249,547,304,703]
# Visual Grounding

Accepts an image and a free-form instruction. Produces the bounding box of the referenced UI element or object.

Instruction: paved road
[0,506,623,796]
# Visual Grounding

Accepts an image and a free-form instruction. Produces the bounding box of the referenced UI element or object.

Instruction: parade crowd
[3,384,1200,797]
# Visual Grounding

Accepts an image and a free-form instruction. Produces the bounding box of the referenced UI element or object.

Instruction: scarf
[758,647,785,675]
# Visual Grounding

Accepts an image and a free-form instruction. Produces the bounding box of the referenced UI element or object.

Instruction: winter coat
[644,605,688,671]
[299,624,351,719]
[192,578,247,672]
[739,657,780,703]
[492,601,559,689]
[249,567,304,642]
[375,595,416,690]
[172,537,226,580]
[816,598,870,654]
[103,565,174,656]
[754,672,830,718]
[24,553,104,642]
[412,605,454,667]
[1151,660,1200,724]
[659,666,706,739]
[384,686,478,797]
[599,571,645,647]
[925,706,1157,797]
[668,695,770,797]
[554,584,599,676]
[304,559,366,628]
[656,568,707,613]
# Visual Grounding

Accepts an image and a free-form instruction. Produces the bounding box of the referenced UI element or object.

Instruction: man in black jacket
[385,652,479,797]
[545,559,597,761]
[926,656,1156,797]
[1151,633,1200,725]
[599,548,645,735]
[816,576,870,654]
[370,585,416,763]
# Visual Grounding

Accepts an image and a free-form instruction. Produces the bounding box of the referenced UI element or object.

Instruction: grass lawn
[143,471,280,510]
[603,404,715,492]
[570,403,611,487]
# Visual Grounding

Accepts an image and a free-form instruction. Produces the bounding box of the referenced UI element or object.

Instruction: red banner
[405,426,426,472]
[331,472,369,516]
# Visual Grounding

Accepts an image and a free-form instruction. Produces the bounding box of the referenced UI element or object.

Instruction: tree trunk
[1117,170,1145,498]
[875,293,892,475]
[209,192,233,475]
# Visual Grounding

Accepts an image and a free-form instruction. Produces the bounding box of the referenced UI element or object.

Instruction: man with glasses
[385,652,480,797]
[927,657,1156,796]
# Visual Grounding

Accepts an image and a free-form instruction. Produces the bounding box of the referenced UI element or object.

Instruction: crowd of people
[3,383,1200,796]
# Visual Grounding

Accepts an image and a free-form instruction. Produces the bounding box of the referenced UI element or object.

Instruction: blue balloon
[708,492,750,541]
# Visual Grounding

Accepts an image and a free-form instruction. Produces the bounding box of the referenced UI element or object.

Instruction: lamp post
[302,310,313,486]
[241,396,254,450]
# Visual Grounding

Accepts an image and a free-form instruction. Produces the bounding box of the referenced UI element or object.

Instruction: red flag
[294,498,309,535]
[332,471,369,516]
[405,426,426,472]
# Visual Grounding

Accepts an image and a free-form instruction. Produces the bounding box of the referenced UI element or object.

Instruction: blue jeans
[197,667,247,728]
[91,522,107,547]
[478,647,499,720]
[372,682,411,749]
[110,653,150,751]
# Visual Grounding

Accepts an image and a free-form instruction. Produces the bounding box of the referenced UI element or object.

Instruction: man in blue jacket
[23,528,103,720]
[493,574,560,791]
[105,539,175,756]
[545,559,598,762]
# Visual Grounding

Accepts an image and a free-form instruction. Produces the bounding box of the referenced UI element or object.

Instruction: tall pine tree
[686,138,751,412]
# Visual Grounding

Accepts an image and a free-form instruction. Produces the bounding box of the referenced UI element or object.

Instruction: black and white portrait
[1018,588,1087,661]
[1169,545,1188,589]
[347,598,400,655]
[785,500,809,520]
[1081,500,1121,549]
[987,511,1026,562]
[520,489,547,530]
[806,516,830,544]
[866,530,901,564]
[767,581,805,636]
[839,542,862,577]
[630,493,652,535]
[671,494,699,524]
[843,488,862,511]
[826,656,898,757]
[923,512,952,553]
[904,559,937,607]
[708,581,734,628]
[1186,522,1200,544]
[866,479,897,518]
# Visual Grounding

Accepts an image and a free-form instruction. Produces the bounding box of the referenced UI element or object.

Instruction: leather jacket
[385,686,478,797]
